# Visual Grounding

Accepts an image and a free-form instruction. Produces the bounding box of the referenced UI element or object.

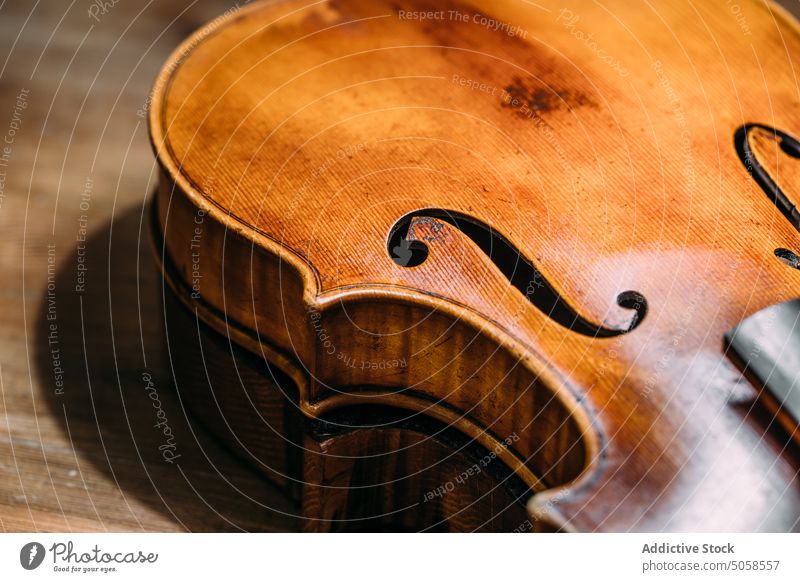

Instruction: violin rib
[150,0,800,531]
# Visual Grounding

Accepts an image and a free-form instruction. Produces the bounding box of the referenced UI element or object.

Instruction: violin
[149,0,800,531]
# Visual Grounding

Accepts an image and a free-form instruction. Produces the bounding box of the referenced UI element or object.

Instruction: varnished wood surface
[152,0,800,531]
[2,0,800,533]
[0,0,301,532]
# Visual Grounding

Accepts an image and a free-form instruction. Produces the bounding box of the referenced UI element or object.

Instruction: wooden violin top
[150,0,800,531]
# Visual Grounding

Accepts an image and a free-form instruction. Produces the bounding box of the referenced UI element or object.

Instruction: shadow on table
[35,202,300,531]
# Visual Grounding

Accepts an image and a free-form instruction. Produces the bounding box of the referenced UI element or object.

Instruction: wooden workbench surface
[1,0,798,533]
[0,0,300,532]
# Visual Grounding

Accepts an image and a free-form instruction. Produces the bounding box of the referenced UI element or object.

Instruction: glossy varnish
[150,0,800,531]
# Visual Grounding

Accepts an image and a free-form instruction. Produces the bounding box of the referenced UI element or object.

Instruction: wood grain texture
[164,278,533,532]
[152,0,800,531]
[2,0,800,533]
[0,0,300,532]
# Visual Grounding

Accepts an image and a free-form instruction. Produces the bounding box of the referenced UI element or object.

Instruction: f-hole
[735,124,800,272]
[735,123,800,229]
[387,209,647,338]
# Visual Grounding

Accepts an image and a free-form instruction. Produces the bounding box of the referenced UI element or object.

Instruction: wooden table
[1,0,798,532]
[0,0,300,532]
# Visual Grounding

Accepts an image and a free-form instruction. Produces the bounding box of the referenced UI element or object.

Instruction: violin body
[150,0,800,531]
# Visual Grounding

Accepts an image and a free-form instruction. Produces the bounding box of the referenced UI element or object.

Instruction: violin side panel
[164,288,304,495]
[161,256,535,531]
[302,422,533,532]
